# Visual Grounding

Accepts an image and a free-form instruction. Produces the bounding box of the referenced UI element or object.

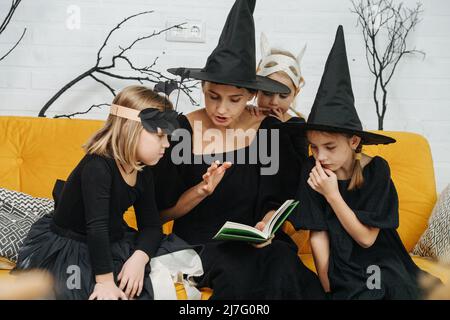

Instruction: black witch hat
[167,0,290,94]
[283,26,395,145]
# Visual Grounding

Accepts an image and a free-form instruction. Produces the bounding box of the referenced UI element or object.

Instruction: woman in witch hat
[151,0,324,299]
[290,26,440,299]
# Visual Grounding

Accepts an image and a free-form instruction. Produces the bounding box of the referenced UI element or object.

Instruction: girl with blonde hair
[14,85,179,300]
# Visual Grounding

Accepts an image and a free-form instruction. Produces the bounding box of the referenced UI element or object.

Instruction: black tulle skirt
[13,214,153,300]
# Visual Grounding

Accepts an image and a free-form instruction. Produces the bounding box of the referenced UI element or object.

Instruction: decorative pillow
[413,184,450,265]
[0,188,54,263]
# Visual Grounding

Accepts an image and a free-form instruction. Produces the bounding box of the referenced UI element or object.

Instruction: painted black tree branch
[351,0,424,130]
[0,0,27,62]
[41,10,199,118]
[53,104,109,119]
[55,78,182,119]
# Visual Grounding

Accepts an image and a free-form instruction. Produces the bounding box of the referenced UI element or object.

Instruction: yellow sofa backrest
[1,116,104,197]
[0,117,437,252]
[363,131,437,251]
[0,116,143,230]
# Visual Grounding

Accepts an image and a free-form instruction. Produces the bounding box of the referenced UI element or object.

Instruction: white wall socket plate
[165,19,206,43]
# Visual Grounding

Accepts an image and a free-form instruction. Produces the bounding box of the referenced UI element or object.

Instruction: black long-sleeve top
[52,154,163,275]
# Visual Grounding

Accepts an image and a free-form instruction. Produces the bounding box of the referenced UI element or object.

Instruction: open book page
[217,221,267,239]
[262,199,295,235]
[212,199,299,243]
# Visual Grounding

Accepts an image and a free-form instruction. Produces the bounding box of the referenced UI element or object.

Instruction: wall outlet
[166,19,206,43]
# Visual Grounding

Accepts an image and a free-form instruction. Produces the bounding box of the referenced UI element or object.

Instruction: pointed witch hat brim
[167,0,290,94]
[167,67,290,93]
[279,120,396,145]
[278,26,395,145]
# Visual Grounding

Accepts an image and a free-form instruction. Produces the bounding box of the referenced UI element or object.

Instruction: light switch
[166,19,206,43]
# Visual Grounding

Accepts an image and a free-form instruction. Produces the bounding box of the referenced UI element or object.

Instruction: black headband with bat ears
[138,108,180,135]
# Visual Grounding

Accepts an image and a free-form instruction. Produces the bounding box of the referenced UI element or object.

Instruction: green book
[212,199,299,244]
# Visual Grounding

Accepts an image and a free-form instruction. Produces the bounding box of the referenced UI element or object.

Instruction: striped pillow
[0,188,54,263]
[413,184,450,265]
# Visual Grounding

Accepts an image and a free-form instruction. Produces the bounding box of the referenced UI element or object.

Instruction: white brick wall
[0,0,449,192]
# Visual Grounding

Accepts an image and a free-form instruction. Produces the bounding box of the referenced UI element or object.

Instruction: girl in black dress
[152,0,324,299]
[288,26,437,299]
[252,33,307,123]
[14,85,179,300]
[249,33,309,171]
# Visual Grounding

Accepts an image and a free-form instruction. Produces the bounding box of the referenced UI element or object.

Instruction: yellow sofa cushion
[363,131,437,252]
[0,269,211,300]
[0,116,205,299]
[0,116,104,198]
[0,116,140,226]
[0,270,10,277]
[0,118,436,252]
[0,117,442,296]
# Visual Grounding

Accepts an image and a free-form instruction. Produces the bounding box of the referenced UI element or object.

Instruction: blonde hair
[83,85,173,171]
[348,142,364,191]
[258,49,301,82]
[257,49,305,118]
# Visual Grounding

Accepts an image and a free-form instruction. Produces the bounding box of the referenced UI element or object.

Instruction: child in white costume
[249,33,307,122]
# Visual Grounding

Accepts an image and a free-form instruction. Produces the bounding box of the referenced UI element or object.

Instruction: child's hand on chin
[246,104,271,117]
[308,160,339,200]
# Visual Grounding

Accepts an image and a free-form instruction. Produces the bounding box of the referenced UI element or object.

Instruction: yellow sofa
[0,116,448,299]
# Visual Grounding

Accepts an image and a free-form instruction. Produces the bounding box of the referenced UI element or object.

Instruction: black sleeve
[81,156,114,275]
[286,117,309,164]
[133,170,163,258]
[352,158,399,229]
[256,117,302,220]
[289,157,328,231]
[52,179,65,210]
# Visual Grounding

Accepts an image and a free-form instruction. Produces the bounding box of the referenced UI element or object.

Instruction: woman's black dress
[293,155,439,299]
[151,114,325,299]
[284,116,309,164]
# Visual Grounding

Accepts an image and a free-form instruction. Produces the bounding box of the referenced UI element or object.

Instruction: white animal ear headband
[257,33,306,89]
